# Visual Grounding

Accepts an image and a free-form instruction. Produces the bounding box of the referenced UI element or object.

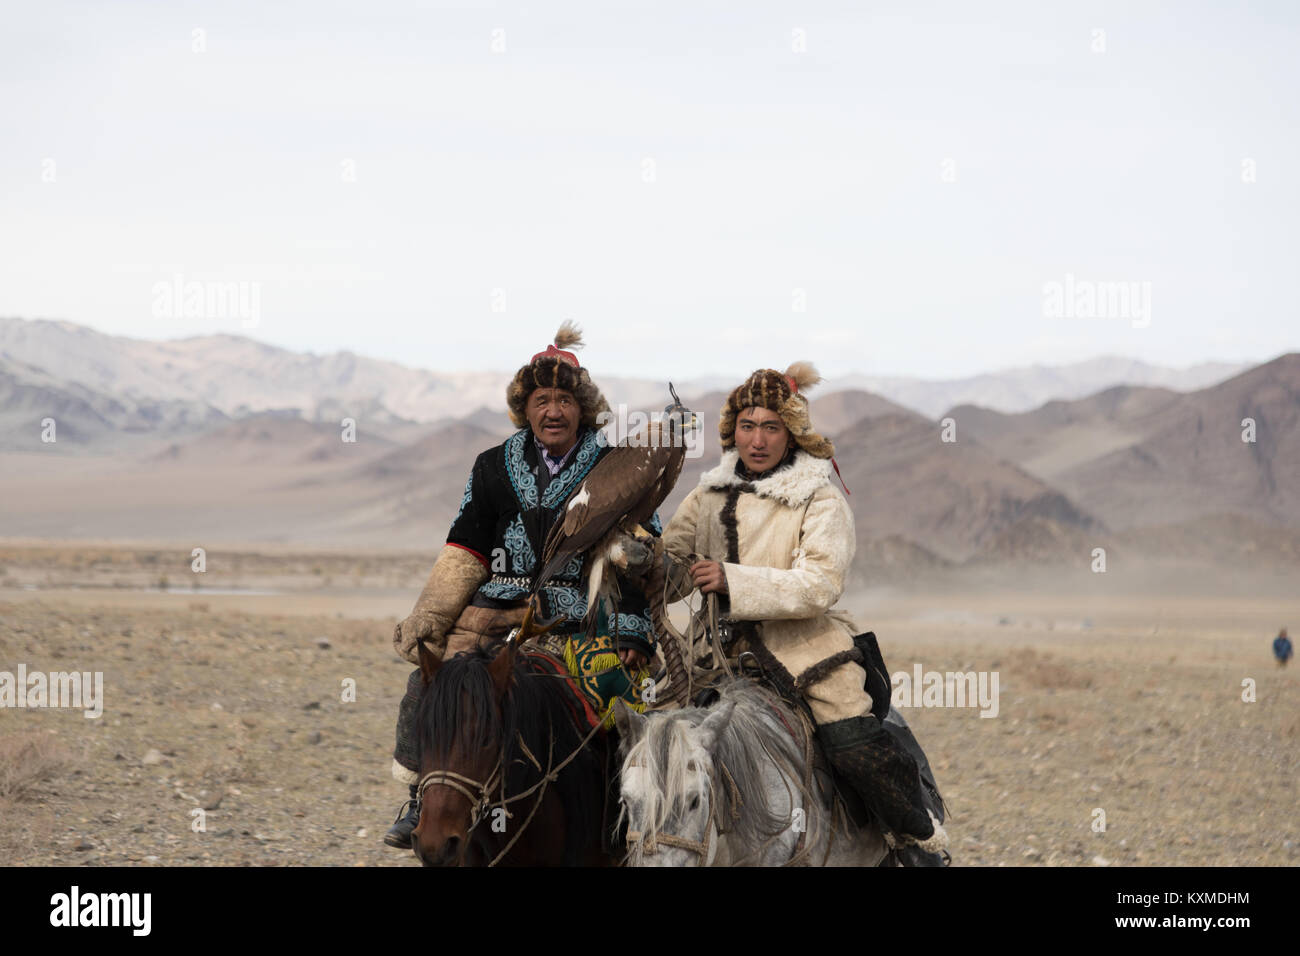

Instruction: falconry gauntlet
[393,545,490,664]
[609,530,695,606]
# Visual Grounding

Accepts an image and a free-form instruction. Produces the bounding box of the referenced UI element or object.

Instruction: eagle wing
[534,442,680,592]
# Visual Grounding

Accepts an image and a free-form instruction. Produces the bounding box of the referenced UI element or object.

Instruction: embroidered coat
[661,448,871,724]
[447,425,659,659]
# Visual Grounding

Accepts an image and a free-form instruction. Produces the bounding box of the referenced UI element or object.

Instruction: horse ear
[417,637,441,686]
[613,698,647,741]
[488,640,517,700]
[697,699,737,751]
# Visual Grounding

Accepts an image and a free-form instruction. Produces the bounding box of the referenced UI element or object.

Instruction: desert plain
[1,544,1294,867]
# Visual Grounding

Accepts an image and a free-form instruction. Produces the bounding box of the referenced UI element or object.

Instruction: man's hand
[690,560,728,595]
[618,648,648,669]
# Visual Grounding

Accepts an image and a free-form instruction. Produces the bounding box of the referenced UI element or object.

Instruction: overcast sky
[2,1,1296,379]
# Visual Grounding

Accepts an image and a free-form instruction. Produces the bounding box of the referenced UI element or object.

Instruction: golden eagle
[533,385,698,636]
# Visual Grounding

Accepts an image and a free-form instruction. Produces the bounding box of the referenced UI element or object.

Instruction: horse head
[616,697,736,867]
[411,602,605,866]
[411,632,519,866]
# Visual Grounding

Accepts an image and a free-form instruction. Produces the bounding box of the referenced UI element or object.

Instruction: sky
[1,0,1297,380]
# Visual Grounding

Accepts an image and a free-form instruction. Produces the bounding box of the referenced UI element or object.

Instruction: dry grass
[0,731,69,801]
[1001,647,1095,690]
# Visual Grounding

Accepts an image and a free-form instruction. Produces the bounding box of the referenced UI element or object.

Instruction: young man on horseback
[661,363,947,856]
[384,323,657,849]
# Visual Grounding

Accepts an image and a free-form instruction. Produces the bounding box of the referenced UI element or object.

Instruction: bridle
[624,773,720,866]
[417,759,505,833]
[417,714,604,866]
[413,624,609,866]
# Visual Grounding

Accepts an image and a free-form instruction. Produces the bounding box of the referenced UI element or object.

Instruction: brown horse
[411,607,616,866]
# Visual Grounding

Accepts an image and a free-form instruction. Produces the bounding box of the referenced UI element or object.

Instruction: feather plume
[785,361,821,393]
[555,320,584,351]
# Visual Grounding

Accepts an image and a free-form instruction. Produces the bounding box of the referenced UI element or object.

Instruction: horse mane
[415,645,606,862]
[619,678,818,863]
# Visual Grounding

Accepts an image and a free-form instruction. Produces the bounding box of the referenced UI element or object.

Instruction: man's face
[734,406,791,473]
[527,387,580,456]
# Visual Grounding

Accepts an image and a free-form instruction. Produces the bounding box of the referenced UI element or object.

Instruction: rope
[487,728,556,866]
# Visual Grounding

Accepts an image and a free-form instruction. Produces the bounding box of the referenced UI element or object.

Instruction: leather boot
[384,785,421,849]
[819,714,946,851]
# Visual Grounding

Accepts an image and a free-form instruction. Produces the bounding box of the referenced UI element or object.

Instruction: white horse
[614,677,891,866]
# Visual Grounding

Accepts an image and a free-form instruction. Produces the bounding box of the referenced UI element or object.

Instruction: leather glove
[393,545,490,664]
[609,528,657,580]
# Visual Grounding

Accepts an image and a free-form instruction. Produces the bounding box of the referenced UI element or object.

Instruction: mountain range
[2,317,1296,578]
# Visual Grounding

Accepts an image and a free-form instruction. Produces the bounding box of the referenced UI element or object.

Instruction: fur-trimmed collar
[699,449,832,507]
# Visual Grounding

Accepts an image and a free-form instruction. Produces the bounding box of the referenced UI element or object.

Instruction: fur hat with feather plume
[506,321,611,430]
[718,362,834,459]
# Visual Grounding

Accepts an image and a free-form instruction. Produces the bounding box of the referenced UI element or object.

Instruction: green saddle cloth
[555,608,650,728]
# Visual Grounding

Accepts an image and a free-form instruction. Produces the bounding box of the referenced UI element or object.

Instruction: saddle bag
[852,631,945,822]
[851,631,892,722]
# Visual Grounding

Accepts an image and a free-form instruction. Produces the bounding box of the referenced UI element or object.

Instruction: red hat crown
[531,343,580,367]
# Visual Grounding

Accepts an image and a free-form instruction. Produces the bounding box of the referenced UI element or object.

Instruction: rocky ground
[1,557,1297,867]
[0,599,420,867]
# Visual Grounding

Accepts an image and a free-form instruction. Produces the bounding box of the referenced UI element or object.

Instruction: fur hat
[506,321,611,430]
[719,361,834,459]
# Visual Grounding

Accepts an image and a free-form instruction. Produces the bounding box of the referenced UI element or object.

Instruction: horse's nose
[414,833,463,866]
[434,835,462,865]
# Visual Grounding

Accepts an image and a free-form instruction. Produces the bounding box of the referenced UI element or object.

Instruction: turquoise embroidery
[541,431,601,508]
[453,474,474,522]
[610,611,650,637]
[547,584,588,621]
[502,515,536,574]
[503,426,604,514]
[480,577,530,600]
[503,430,539,509]
[561,553,584,578]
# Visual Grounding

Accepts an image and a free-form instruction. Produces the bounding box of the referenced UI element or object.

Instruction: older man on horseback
[661,362,946,856]
[384,323,658,849]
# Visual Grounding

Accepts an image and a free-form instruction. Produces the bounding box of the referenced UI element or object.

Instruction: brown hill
[1058,354,1300,529]
[149,412,396,468]
[939,354,1300,532]
[355,421,498,483]
[849,533,953,586]
[810,389,927,436]
[833,412,1104,562]
[944,384,1182,482]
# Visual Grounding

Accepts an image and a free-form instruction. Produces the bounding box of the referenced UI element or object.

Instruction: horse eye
[688,795,700,811]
